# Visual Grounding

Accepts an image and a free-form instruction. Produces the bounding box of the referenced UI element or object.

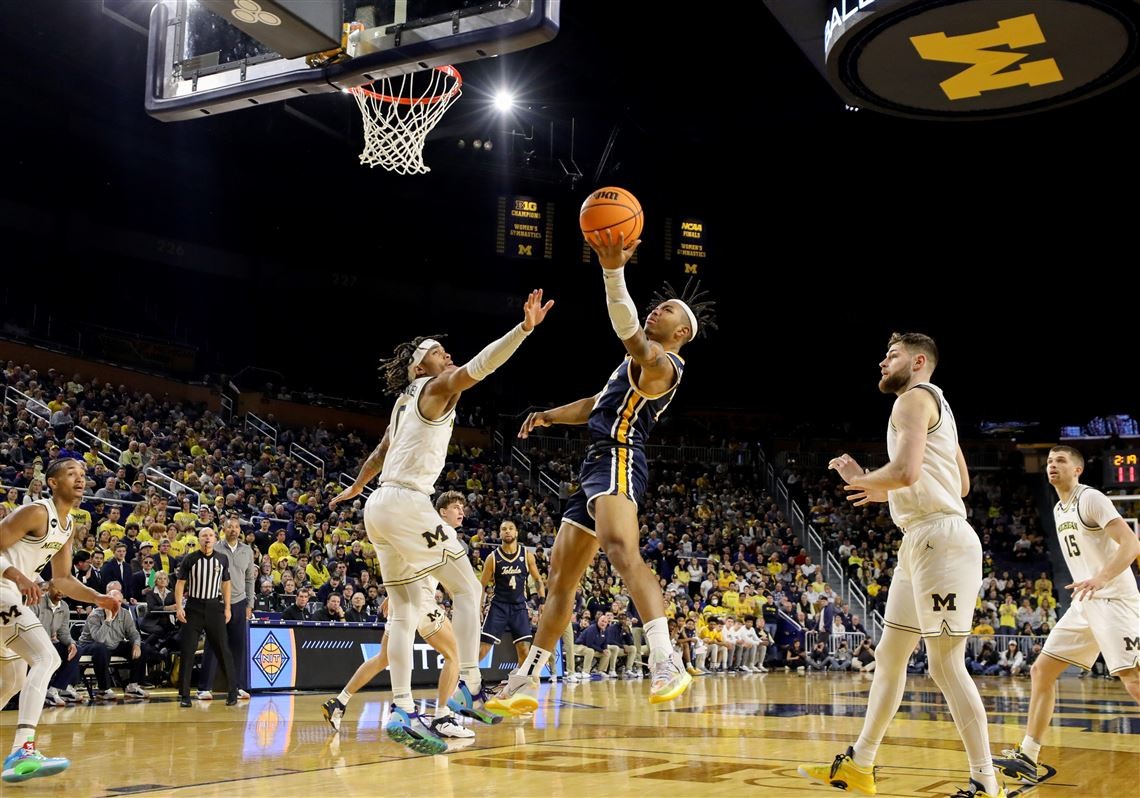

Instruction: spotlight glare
[473,139,483,150]
[493,90,515,112]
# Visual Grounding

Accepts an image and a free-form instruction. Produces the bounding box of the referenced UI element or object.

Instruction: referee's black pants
[199,598,249,692]
[179,599,236,699]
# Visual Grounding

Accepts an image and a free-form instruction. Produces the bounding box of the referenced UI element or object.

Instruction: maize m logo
[911,14,1062,100]
[932,593,957,612]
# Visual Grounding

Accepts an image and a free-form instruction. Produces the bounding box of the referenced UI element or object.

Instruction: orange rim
[350,65,462,106]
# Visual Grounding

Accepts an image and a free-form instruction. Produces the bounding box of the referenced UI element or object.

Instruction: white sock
[643,617,671,661]
[970,763,999,795]
[337,690,351,706]
[11,726,33,754]
[461,667,482,694]
[1020,735,1041,763]
[519,645,551,678]
[852,740,878,768]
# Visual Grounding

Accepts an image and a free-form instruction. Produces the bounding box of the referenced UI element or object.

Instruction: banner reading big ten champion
[497,196,554,260]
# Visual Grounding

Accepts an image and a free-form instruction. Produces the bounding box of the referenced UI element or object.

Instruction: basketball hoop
[349,66,462,175]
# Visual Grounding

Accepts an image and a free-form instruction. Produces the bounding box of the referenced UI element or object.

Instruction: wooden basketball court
[8,673,1137,796]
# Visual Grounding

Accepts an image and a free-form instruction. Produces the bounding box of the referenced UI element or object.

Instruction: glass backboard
[146,0,560,121]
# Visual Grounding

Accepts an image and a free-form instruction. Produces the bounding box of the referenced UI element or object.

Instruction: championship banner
[497,195,554,260]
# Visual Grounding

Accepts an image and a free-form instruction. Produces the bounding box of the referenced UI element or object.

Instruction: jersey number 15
[1063,534,1080,558]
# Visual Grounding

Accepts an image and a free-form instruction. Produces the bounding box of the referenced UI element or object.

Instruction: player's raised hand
[519,410,552,439]
[521,289,554,331]
[829,453,865,485]
[587,229,640,270]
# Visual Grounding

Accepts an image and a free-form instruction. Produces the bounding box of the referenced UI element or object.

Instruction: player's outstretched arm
[518,393,600,438]
[587,230,672,378]
[427,289,554,401]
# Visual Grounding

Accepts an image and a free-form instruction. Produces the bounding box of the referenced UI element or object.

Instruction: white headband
[674,301,698,340]
[411,339,440,367]
[407,339,441,379]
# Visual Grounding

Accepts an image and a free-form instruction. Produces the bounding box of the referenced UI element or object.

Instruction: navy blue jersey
[585,353,684,450]
[491,546,527,604]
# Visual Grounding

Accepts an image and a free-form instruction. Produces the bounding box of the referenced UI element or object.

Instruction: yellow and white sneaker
[649,652,693,705]
[485,670,539,717]
[797,746,877,795]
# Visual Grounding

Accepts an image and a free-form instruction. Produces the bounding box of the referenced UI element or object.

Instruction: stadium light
[493,90,515,113]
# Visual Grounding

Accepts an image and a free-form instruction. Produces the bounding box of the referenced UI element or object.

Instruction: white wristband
[602,268,641,340]
[466,322,532,381]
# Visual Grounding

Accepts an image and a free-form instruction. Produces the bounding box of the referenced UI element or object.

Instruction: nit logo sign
[252,630,294,687]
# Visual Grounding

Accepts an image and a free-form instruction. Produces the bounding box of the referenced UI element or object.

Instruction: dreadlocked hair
[377,334,447,395]
[648,278,718,340]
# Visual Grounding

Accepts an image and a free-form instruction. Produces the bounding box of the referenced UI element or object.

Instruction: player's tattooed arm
[331,430,390,509]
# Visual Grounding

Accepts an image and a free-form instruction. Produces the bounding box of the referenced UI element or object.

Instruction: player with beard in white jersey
[0,458,120,783]
[799,332,1005,798]
[331,288,553,755]
[994,445,1140,785]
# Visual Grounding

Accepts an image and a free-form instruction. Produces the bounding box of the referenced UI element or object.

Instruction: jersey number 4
[422,525,448,548]
[1064,534,1080,558]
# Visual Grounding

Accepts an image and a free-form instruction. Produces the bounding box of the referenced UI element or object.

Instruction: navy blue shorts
[481,600,533,645]
[561,444,648,536]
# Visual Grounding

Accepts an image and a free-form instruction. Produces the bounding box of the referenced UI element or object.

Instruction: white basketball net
[350,66,462,175]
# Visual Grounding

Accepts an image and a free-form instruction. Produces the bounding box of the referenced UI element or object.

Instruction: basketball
[579,186,643,247]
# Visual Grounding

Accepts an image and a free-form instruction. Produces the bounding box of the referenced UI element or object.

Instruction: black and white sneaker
[322,697,346,732]
[993,746,1043,784]
[430,714,475,739]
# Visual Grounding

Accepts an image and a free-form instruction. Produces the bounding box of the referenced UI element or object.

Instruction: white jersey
[1055,485,1138,602]
[377,377,456,495]
[886,382,966,530]
[0,497,74,588]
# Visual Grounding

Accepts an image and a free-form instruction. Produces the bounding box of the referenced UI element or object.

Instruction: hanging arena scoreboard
[762,0,1140,119]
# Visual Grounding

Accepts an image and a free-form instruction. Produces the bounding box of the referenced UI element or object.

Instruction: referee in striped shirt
[175,527,238,707]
